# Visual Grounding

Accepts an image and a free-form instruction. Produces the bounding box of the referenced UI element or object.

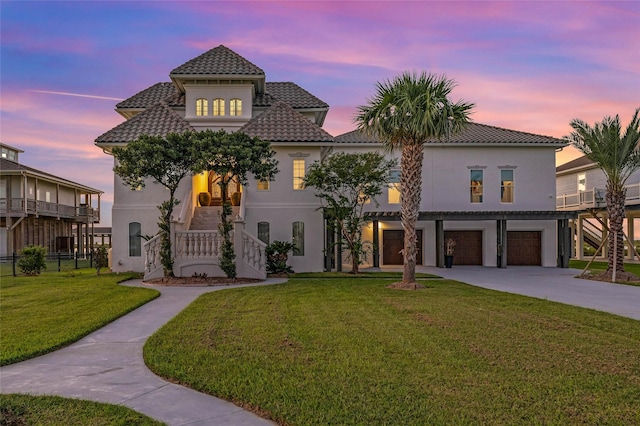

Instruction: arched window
[258,222,270,244]
[196,98,208,116]
[292,221,304,256]
[129,222,141,257]
[230,98,242,116]
[213,98,225,116]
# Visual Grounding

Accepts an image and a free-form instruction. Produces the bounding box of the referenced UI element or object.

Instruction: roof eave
[170,74,265,93]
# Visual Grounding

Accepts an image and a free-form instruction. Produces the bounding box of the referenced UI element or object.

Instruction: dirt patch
[580,270,640,284]
[387,281,426,290]
[144,276,262,286]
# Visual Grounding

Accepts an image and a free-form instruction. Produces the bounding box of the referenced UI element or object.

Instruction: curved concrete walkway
[423,266,640,320]
[0,279,286,426]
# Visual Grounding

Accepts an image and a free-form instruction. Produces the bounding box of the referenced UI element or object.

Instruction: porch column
[497,219,507,268]
[336,225,342,273]
[435,220,444,268]
[372,220,380,268]
[324,215,335,271]
[557,219,571,268]
[628,215,636,260]
[576,216,584,260]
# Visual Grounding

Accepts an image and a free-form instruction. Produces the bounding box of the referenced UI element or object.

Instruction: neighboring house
[0,143,103,258]
[95,45,573,280]
[556,155,640,260]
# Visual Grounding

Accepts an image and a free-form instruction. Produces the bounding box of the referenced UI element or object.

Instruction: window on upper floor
[501,170,514,203]
[129,222,141,257]
[258,222,270,244]
[292,221,304,256]
[257,179,270,191]
[388,169,401,204]
[470,170,483,203]
[578,173,586,192]
[293,159,305,190]
[230,98,242,116]
[213,98,225,116]
[196,98,208,116]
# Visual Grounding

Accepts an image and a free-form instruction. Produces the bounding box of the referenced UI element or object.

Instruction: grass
[570,259,640,285]
[0,394,164,425]
[290,271,439,278]
[0,269,159,365]
[145,277,640,425]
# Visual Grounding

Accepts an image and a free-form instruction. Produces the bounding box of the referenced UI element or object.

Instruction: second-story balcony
[0,198,100,223]
[557,182,640,211]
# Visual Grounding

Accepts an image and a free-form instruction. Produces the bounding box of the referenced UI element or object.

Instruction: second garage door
[444,230,483,265]
[507,231,541,265]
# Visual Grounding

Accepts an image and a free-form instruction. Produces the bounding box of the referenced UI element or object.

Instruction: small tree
[194,130,279,278]
[18,245,47,276]
[94,246,109,275]
[304,152,397,274]
[112,132,201,276]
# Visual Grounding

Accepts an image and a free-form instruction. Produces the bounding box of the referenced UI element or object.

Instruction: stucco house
[95,45,573,280]
[0,142,103,258]
[556,155,639,260]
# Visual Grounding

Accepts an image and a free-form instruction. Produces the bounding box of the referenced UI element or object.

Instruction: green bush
[94,246,109,275]
[265,241,294,274]
[17,245,47,276]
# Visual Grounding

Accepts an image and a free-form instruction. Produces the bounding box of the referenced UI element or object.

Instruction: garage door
[382,230,423,265]
[444,230,482,265]
[507,231,541,266]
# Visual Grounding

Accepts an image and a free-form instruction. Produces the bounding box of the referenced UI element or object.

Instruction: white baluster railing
[175,230,223,259]
[143,234,163,280]
[240,229,266,276]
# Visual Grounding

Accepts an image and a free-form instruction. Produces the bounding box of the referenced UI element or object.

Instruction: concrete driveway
[421,265,640,320]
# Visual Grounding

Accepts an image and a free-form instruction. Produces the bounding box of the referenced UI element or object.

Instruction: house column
[576,216,584,260]
[324,215,334,271]
[557,219,571,268]
[497,219,507,268]
[372,220,380,268]
[627,215,635,260]
[435,220,444,268]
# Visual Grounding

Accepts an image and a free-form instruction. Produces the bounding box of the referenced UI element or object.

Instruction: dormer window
[213,98,225,116]
[196,98,208,116]
[230,98,242,116]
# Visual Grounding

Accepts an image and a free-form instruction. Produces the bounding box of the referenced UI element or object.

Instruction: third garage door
[444,230,482,265]
[507,231,541,265]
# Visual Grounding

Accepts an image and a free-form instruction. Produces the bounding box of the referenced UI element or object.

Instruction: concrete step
[190,207,222,230]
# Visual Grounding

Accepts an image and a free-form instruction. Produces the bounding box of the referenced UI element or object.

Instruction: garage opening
[507,231,541,265]
[382,229,423,265]
[444,230,482,265]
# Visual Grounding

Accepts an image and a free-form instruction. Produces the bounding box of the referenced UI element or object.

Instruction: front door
[383,229,423,265]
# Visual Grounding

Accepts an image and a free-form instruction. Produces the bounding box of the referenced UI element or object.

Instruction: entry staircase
[143,192,267,281]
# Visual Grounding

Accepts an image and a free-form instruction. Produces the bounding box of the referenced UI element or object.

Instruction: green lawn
[145,277,640,425]
[0,394,164,425]
[0,269,159,365]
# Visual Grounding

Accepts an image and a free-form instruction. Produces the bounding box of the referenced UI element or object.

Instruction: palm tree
[566,107,640,280]
[355,72,474,289]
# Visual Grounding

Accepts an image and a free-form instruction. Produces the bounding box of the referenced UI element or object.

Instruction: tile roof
[0,158,102,193]
[117,81,328,111]
[240,101,334,143]
[170,45,264,76]
[115,82,177,109]
[335,122,567,146]
[95,101,194,144]
[555,155,594,173]
[256,82,329,109]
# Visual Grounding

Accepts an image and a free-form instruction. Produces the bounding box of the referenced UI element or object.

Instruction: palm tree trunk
[606,183,626,274]
[400,143,423,285]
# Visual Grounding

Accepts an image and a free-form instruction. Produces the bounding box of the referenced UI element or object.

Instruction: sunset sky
[2,1,639,226]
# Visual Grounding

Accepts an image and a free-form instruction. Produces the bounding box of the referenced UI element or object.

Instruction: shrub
[265,241,295,275]
[94,246,109,275]
[17,245,47,276]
